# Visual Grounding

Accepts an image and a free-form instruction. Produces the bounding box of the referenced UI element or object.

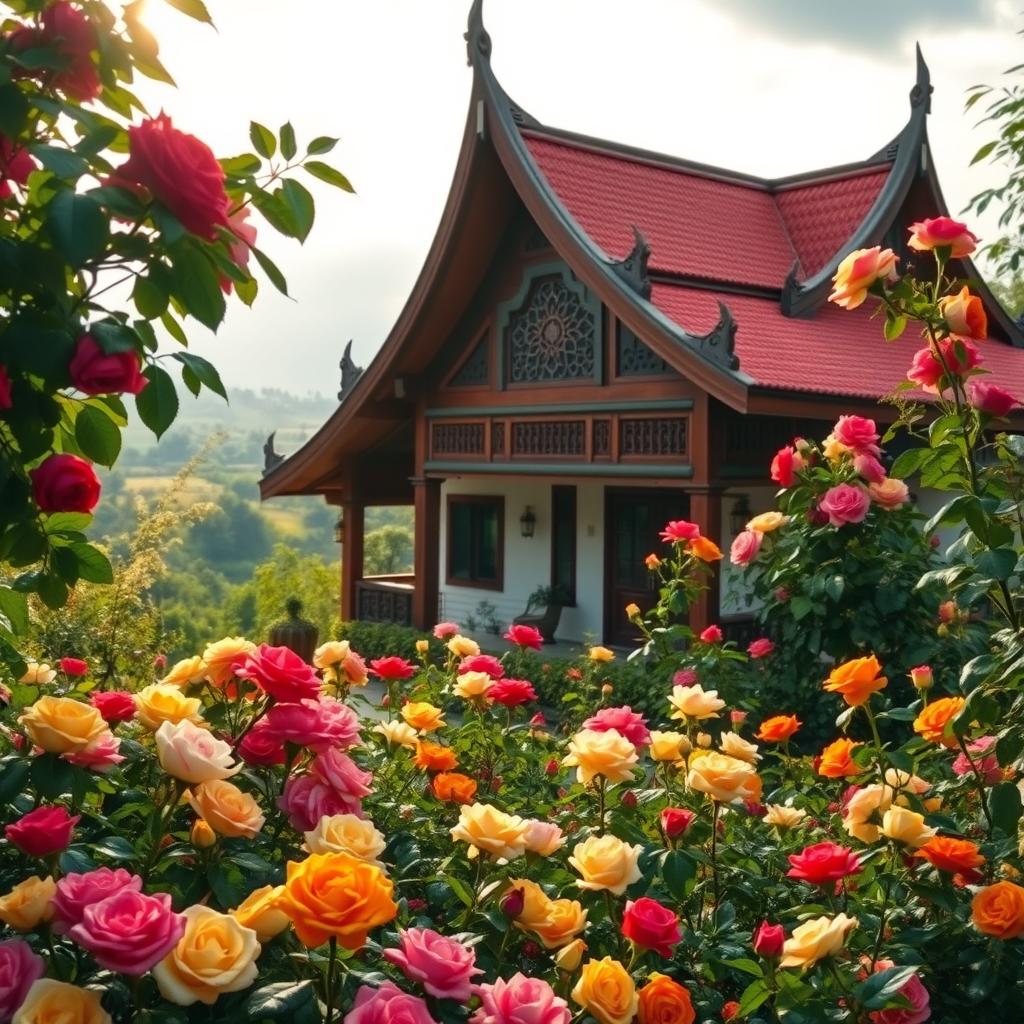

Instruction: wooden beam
[340,503,364,623]
[412,478,441,629]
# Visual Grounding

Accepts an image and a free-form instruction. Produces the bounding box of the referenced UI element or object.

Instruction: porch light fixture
[333,511,345,544]
[729,495,752,535]
[520,506,536,538]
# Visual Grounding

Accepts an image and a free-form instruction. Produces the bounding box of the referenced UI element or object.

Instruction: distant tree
[189,494,275,580]
[364,525,414,575]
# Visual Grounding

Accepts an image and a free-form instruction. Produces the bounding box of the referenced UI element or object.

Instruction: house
[259,0,1024,647]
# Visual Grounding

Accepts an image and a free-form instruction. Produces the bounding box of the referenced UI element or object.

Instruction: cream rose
[522,820,566,856]
[19,662,56,686]
[719,731,761,764]
[372,720,419,748]
[447,635,479,658]
[156,719,240,784]
[746,511,786,533]
[880,806,936,848]
[304,814,386,865]
[568,835,642,895]
[764,804,807,829]
[450,802,528,861]
[843,784,894,844]
[687,753,762,804]
[562,729,638,786]
[668,683,725,722]
[453,670,492,700]
[187,780,265,839]
[780,914,857,969]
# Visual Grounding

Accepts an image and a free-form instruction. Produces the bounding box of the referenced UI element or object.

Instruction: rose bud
[530,713,547,728]
[190,819,216,849]
[621,790,638,809]
[152,653,167,673]
[500,887,525,919]
[555,938,587,972]
[660,807,696,839]
[730,710,748,727]
[909,665,933,691]
[601,683,614,697]
[722,1001,741,1022]
[752,921,785,959]
[545,759,560,776]
[5,805,80,858]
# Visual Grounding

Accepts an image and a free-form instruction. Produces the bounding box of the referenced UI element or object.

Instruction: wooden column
[688,487,723,633]
[340,502,364,623]
[411,477,441,629]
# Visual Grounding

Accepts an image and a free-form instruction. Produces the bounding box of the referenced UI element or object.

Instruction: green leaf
[790,595,813,621]
[75,406,122,467]
[971,140,997,165]
[161,0,214,22]
[70,543,114,584]
[723,958,764,979]
[988,781,1022,837]
[662,849,696,893]
[975,548,1017,582]
[43,512,92,535]
[0,588,29,635]
[303,160,355,192]
[47,191,109,267]
[172,352,227,400]
[37,573,68,609]
[281,179,315,242]
[251,245,289,296]
[31,144,90,179]
[883,313,907,341]
[0,83,30,137]
[221,153,263,177]
[133,274,169,320]
[0,760,30,805]
[279,121,297,161]
[30,753,74,799]
[306,136,339,156]
[249,121,276,159]
[169,241,226,330]
[736,978,771,1017]
[889,447,931,479]
[856,965,920,1010]
[135,364,179,439]
[93,835,137,861]
[445,875,474,907]
[247,981,317,1020]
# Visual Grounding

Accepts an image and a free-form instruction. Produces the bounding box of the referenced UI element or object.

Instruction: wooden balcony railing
[355,575,415,626]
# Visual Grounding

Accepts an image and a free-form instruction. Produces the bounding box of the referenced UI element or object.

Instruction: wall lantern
[334,511,345,544]
[520,506,537,538]
[729,494,752,536]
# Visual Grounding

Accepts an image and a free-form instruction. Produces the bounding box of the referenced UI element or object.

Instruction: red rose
[722,1001,741,1022]
[699,625,723,644]
[621,897,681,957]
[68,335,148,396]
[10,3,100,102]
[968,379,1019,418]
[0,365,11,410]
[113,113,229,240]
[5,805,80,857]
[786,841,862,885]
[370,656,416,680]
[770,445,802,487]
[89,690,136,724]
[752,920,785,959]
[487,678,537,707]
[503,624,544,650]
[238,718,286,766]
[0,135,35,198]
[59,657,88,677]
[660,807,696,839]
[747,638,774,660]
[235,644,321,703]
[30,453,100,513]
[458,654,505,679]
[659,519,701,544]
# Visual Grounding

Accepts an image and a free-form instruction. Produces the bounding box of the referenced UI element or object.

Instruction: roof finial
[911,43,932,112]
[610,226,652,299]
[465,0,491,66]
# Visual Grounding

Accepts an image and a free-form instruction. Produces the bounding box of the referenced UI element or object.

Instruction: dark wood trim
[445,493,505,591]
[427,460,693,478]
[427,399,694,417]
[550,484,577,607]
[412,478,441,629]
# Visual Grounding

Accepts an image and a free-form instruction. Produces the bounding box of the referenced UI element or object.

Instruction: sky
[135,0,1022,400]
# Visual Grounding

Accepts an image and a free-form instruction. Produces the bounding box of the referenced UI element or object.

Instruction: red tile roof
[651,283,1024,400]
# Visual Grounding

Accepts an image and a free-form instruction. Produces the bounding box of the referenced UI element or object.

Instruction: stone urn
[268,597,319,664]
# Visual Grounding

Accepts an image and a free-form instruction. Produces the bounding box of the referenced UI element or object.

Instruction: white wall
[437,477,606,643]
[718,486,778,617]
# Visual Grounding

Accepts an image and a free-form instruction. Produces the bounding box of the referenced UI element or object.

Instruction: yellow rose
[134,683,203,731]
[277,851,397,949]
[153,905,260,1006]
[764,804,807,829]
[719,731,761,764]
[187,780,265,839]
[415,639,430,655]
[507,879,552,933]
[572,957,638,1024]
[160,656,206,688]
[779,913,857,969]
[880,806,936,848]
[562,729,638,786]
[649,731,687,762]
[686,753,762,804]
[304,813,386,865]
[568,834,642,895]
[0,876,55,932]
[624,603,641,620]
[401,702,446,733]
[447,635,479,658]
[555,937,587,971]
[373,720,418,748]
[822,435,850,462]
[533,897,588,948]
[190,819,217,849]
[746,511,786,534]
[230,885,290,942]
[668,683,725,722]
[201,637,256,686]
[313,640,350,669]
[454,670,492,700]
[313,640,368,686]
[18,696,106,754]
[843,784,894,844]
[589,646,615,663]
[13,979,111,1024]
[450,802,528,861]
[19,662,56,686]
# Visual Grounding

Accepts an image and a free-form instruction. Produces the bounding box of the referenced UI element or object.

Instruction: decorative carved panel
[593,419,611,457]
[431,422,485,457]
[356,584,412,626]
[506,274,597,384]
[619,418,688,458]
[491,422,506,458]
[450,335,489,388]
[511,420,585,458]
[617,326,674,377]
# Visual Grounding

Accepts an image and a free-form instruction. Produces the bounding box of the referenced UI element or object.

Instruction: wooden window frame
[550,484,577,607]
[446,494,505,591]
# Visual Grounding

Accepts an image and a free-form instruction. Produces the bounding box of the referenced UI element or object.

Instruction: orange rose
[939,286,987,340]
[823,655,887,707]
[828,246,898,309]
[817,738,863,778]
[637,973,696,1024]
[972,880,1024,939]
[401,702,446,733]
[532,897,588,949]
[913,696,966,747]
[688,537,722,562]
[755,715,801,743]
[277,852,397,949]
[432,772,478,804]
[413,741,458,773]
[915,836,985,875]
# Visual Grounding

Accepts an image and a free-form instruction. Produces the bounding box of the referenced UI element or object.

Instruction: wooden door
[604,488,689,647]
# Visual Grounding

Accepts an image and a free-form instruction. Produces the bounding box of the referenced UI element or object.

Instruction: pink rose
[311,748,373,803]
[503,624,543,650]
[908,216,978,258]
[620,897,682,957]
[68,335,148,396]
[344,981,436,1024]
[818,484,870,526]
[238,717,286,766]
[0,136,35,199]
[30,453,101,514]
[968,379,1019,418]
[747,638,774,659]
[432,622,460,639]
[235,644,321,703]
[0,939,44,1022]
[0,366,11,410]
[673,669,698,687]
[69,888,186,976]
[730,529,763,567]
[868,478,910,511]
[907,339,982,392]
[53,868,141,932]
[953,736,1001,784]
[832,415,880,455]
[868,961,930,1024]
[488,679,537,708]
[770,445,803,487]
[265,696,361,751]
[370,656,416,680]
[472,974,570,1024]
[853,453,886,484]
[383,928,481,1001]
[459,654,505,679]
[5,806,79,858]
[659,519,701,543]
[699,625,723,644]
[220,207,258,293]
[64,731,124,772]
[89,690,136,724]
[582,706,651,746]
[279,773,360,832]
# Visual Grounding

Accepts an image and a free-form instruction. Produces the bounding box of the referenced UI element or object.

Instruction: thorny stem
[956,733,995,835]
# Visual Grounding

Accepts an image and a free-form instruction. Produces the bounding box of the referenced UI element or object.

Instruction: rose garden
[2,2,1024,1023]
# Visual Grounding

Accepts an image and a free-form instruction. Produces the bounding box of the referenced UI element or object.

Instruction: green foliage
[363,525,413,576]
